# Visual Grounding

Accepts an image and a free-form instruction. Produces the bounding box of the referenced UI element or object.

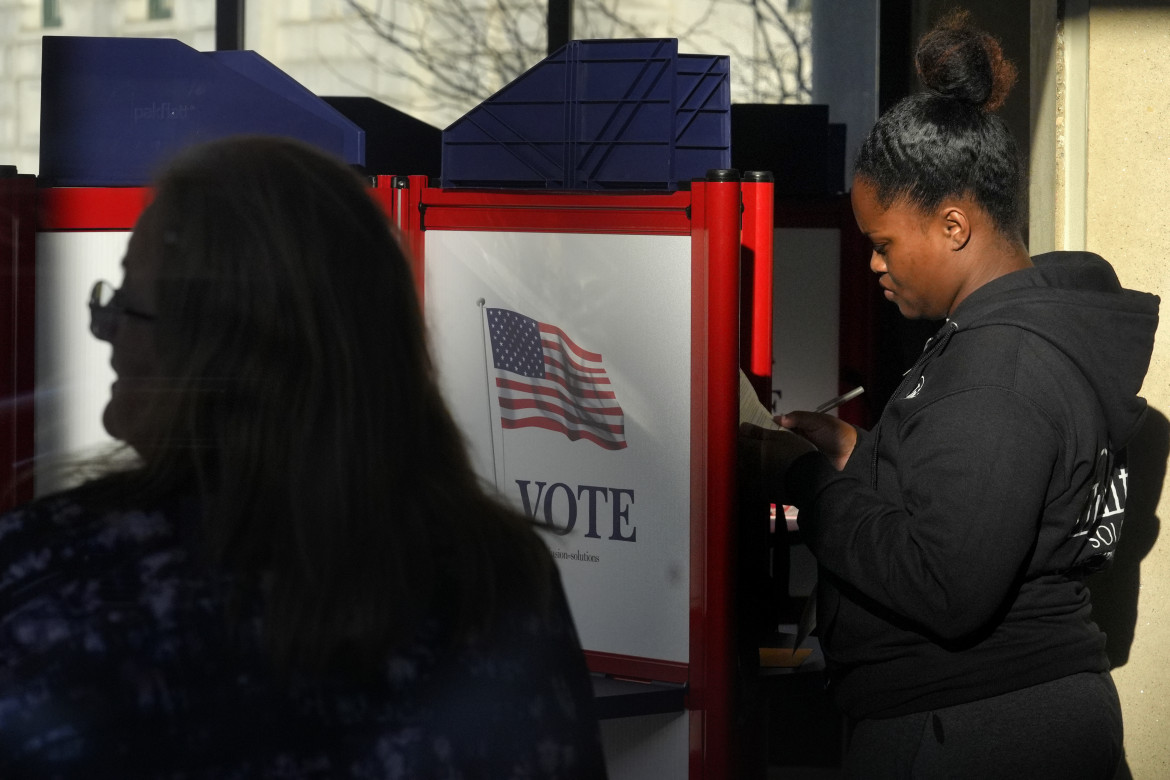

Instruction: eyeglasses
[89,280,156,340]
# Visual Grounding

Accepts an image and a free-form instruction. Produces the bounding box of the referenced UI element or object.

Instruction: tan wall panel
[1083,4,1170,777]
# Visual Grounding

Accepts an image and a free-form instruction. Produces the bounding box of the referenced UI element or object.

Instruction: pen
[813,386,865,414]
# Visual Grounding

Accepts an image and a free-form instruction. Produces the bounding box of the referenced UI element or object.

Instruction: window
[148,0,173,20]
[43,0,62,28]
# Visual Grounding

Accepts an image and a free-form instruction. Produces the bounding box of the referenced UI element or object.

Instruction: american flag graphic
[486,307,627,450]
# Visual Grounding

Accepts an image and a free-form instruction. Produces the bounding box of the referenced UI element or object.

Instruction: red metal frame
[1,174,37,512]
[381,181,694,239]
[373,175,428,297]
[37,186,151,231]
[740,179,774,401]
[687,178,741,779]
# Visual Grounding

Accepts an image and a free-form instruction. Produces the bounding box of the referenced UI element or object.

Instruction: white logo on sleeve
[1071,447,1128,567]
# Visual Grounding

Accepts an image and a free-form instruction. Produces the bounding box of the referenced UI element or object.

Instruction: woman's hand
[777,412,857,471]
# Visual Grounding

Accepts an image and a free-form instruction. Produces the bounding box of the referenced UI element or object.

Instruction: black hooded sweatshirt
[786,251,1159,720]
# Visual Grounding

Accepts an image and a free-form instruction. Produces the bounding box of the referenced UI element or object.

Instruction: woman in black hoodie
[747,10,1160,779]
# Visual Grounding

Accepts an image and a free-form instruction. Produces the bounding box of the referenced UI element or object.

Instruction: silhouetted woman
[0,136,607,778]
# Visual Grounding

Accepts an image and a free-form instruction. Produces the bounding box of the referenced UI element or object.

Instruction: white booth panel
[34,231,129,495]
[425,230,693,665]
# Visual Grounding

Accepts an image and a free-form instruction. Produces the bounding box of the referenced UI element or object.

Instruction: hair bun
[915,9,1017,111]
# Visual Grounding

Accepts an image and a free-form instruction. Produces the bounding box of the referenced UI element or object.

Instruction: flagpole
[478,299,504,494]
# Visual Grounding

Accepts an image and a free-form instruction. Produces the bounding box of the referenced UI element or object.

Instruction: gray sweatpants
[843,671,1124,779]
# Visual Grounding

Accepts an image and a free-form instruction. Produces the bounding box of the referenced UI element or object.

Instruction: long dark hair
[854,10,1025,237]
[111,136,552,677]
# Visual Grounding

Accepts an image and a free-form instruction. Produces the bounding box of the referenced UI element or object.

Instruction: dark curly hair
[854,10,1025,237]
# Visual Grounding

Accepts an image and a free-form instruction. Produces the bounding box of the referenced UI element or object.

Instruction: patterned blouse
[0,490,607,778]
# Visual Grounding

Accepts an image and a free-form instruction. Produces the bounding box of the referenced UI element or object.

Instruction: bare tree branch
[337,0,810,121]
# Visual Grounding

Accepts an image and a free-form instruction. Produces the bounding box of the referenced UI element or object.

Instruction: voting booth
[378,170,773,778]
[381,42,769,775]
[12,35,779,780]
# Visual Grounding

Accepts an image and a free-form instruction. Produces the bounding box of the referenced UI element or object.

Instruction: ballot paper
[739,370,782,430]
[739,369,817,650]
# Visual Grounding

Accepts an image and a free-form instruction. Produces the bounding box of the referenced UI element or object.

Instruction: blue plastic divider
[39,36,364,187]
[441,39,730,191]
